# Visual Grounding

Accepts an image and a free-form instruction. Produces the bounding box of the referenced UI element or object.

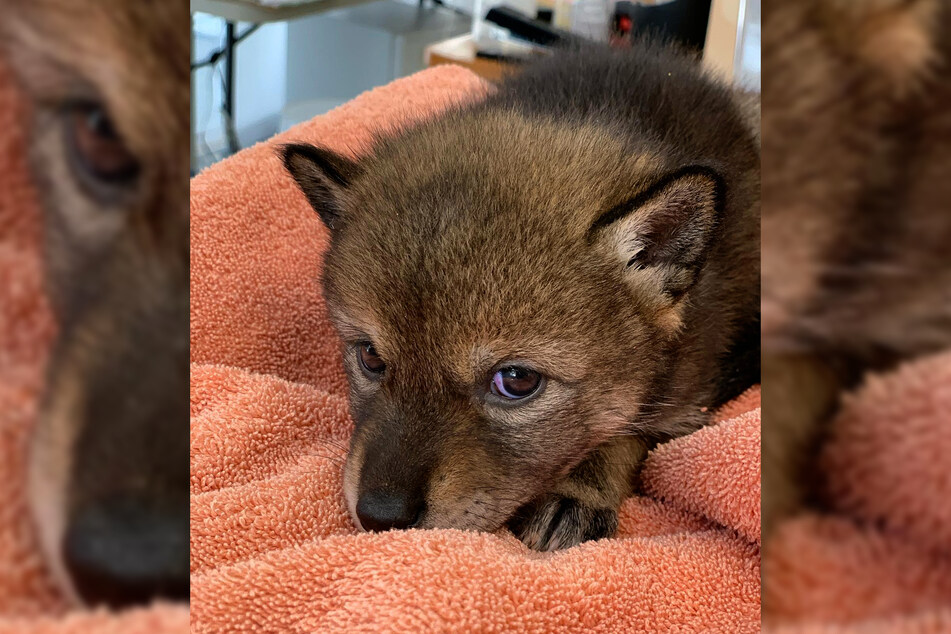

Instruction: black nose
[356,489,424,532]
[62,496,189,607]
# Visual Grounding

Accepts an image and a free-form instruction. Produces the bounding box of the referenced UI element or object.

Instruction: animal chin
[341,447,363,531]
[28,388,85,606]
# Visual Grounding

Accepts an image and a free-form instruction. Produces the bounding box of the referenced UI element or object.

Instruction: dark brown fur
[1,0,189,607]
[762,0,951,550]
[283,43,759,550]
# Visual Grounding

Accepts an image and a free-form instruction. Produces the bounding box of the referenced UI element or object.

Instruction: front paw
[509,493,618,551]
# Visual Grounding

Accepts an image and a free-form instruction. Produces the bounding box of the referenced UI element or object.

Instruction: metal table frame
[191,0,375,156]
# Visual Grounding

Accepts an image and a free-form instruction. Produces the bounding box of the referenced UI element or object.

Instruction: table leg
[223,20,239,154]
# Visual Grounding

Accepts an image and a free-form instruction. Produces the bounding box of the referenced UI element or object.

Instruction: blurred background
[190,0,760,171]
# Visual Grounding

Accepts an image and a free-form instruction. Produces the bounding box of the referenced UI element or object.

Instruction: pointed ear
[590,169,720,301]
[280,143,361,231]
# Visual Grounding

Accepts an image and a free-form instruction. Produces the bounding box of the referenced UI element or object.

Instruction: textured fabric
[765,351,951,631]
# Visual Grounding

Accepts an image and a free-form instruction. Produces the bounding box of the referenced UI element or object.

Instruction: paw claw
[509,494,618,551]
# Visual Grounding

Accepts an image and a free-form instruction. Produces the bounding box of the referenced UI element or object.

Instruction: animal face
[284,109,723,535]
[2,1,189,607]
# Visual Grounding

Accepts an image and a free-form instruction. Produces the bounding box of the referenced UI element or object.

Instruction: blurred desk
[192,0,371,23]
[425,34,520,82]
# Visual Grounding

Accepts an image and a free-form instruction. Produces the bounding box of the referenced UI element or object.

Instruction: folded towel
[189,64,763,633]
[0,54,188,632]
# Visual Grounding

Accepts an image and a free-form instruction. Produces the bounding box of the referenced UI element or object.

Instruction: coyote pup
[283,43,759,550]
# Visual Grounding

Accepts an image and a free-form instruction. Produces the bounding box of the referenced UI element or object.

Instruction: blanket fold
[764,351,951,630]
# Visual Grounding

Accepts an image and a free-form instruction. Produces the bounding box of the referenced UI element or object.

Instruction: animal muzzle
[351,428,433,533]
[33,272,189,607]
[355,488,426,532]
[63,494,188,606]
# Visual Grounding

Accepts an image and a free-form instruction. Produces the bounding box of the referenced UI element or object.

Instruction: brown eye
[358,343,385,375]
[65,103,140,184]
[490,366,542,400]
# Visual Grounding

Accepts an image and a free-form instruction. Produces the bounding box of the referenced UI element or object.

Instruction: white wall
[192,14,288,168]
[283,0,468,125]
[703,0,760,91]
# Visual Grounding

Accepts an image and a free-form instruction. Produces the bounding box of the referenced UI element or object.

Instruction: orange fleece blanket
[0,57,188,632]
[189,64,762,632]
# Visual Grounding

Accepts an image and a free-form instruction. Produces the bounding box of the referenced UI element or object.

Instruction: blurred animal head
[1,0,189,607]
[760,0,951,548]
[282,101,751,535]
[762,0,951,359]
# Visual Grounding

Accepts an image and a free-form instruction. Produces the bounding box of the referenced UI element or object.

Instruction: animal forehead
[338,113,664,289]
[7,1,189,155]
[356,110,659,220]
[335,204,601,333]
[375,321,596,387]
[343,249,612,371]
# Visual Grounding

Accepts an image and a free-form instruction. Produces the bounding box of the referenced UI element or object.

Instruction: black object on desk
[613,0,712,51]
[484,5,580,47]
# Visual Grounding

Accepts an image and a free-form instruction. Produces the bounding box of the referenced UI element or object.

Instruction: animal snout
[62,495,189,607]
[355,488,425,532]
